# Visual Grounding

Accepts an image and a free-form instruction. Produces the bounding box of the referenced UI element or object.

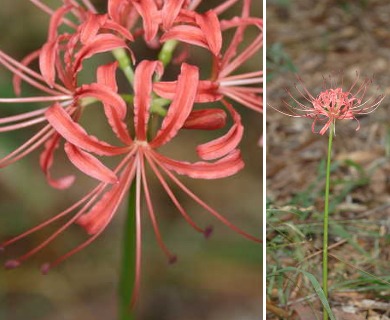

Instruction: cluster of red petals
[277,73,384,135]
[1,0,262,305]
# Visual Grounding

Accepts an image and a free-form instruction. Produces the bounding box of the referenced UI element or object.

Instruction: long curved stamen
[146,152,211,236]
[0,116,48,132]
[0,126,54,167]
[27,161,137,272]
[0,184,106,251]
[0,51,71,95]
[130,154,143,307]
[140,152,177,262]
[220,77,263,87]
[0,108,47,125]
[29,0,78,29]
[153,155,261,243]
[0,96,72,103]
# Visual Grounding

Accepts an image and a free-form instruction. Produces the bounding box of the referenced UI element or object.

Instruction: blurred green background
[0,1,262,319]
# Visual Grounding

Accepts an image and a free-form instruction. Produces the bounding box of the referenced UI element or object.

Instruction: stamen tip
[4,259,20,270]
[204,225,214,239]
[41,263,51,275]
[168,255,178,265]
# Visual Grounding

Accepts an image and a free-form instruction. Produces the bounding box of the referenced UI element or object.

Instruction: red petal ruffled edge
[162,0,185,30]
[73,34,129,75]
[96,62,133,144]
[183,109,227,130]
[196,101,243,160]
[39,41,59,88]
[133,60,163,141]
[64,142,117,184]
[154,80,222,103]
[97,61,118,91]
[132,0,161,42]
[160,25,209,51]
[150,63,198,148]
[195,11,222,56]
[76,83,126,119]
[39,133,75,189]
[45,103,126,156]
[150,148,244,179]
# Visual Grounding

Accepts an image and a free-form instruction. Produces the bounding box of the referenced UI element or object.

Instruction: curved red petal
[76,83,126,119]
[162,0,185,30]
[64,142,117,183]
[12,49,41,96]
[183,109,227,130]
[39,133,75,189]
[151,149,244,179]
[150,63,198,147]
[47,5,73,41]
[195,11,222,56]
[133,60,163,141]
[132,0,160,41]
[39,41,59,88]
[77,164,135,234]
[97,61,119,91]
[103,19,135,42]
[154,80,221,103]
[196,102,243,160]
[45,103,125,156]
[73,34,128,75]
[160,25,209,50]
[79,13,107,44]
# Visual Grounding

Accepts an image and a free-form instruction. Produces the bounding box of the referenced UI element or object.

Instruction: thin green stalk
[119,183,137,320]
[112,48,135,85]
[158,39,178,67]
[323,124,334,320]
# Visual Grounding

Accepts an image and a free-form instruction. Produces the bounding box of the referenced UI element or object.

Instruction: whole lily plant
[0,0,262,317]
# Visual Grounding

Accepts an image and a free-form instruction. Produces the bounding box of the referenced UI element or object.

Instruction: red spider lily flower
[38,4,134,89]
[275,73,385,135]
[0,47,128,189]
[160,9,222,56]
[1,61,260,306]
[155,17,263,112]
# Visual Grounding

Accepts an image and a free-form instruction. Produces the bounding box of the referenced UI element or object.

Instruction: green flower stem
[323,125,334,320]
[119,183,137,320]
[112,48,135,86]
[158,40,178,67]
[151,98,170,116]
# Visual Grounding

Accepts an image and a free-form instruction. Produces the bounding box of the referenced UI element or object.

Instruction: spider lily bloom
[0,47,128,188]
[1,61,260,306]
[276,73,385,135]
[38,4,134,89]
[154,17,263,112]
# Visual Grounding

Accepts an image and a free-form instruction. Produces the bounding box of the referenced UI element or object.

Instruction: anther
[204,225,214,239]
[4,259,20,269]
[40,263,51,275]
[168,255,178,265]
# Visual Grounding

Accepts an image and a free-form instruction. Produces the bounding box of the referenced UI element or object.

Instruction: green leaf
[276,267,336,320]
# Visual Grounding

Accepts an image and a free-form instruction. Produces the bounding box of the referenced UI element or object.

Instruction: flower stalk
[112,48,134,86]
[322,124,333,320]
[119,183,137,320]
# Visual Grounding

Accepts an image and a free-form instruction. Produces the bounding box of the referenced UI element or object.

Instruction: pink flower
[0,1,135,189]
[1,60,260,305]
[155,16,263,112]
[0,43,129,188]
[277,73,384,135]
